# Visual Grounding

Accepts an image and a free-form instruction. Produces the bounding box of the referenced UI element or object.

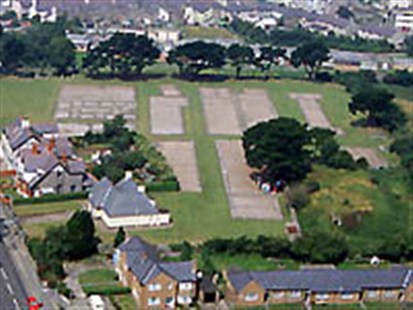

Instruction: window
[148,283,161,292]
[366,290,378,298]
[289,291,301,298]
[168,282,174,290]
[272,291,284,299]
[315,293,329,300]
[383,290,395,299]
[57,170,62,178]
[245,293,259,302]
[179,282,192,290]
[147,297,160,306]
[341,293,354,300]
[165,297,174,305]
[70,184,76,192]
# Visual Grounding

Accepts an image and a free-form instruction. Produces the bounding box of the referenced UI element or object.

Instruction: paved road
[0,240,27,310]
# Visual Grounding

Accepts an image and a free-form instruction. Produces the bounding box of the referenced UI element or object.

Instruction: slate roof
[227,268,412,293]
[31,123,59,135]
[89,178,159,217]
[20,149,59,173]
[119,236,196,285]
[359,24,397,37]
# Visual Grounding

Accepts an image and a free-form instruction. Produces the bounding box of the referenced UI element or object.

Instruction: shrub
[13,191,88,205]
[83,286,131,296]
[147,180,180,192]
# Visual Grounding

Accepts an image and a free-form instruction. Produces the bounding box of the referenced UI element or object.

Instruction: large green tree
[254,45,286,79]
[167,41,226,76]
[291,41,330,79]
[349,88,406,132]
[0,32,25,73]
[226,43,254,78]
[83,33,160,77]
[404,35,413,56]
[242,117,311,183]
[48,36,76,75]
[65,210,98,260]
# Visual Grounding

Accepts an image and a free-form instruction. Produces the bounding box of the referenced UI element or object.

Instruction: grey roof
[227,268,412,293]
[90,178,159,217]
[31,123,59,135]
[21,150,59,173]
[66,160,87,174]
[360,24,397,37]
[159,261,196,282]
[119,237,195,285]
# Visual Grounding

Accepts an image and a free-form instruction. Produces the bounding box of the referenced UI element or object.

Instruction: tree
[349,88,406,132]
[254,45,286,80]
[83,33,160,77]
[167,41,226,76]
[390,130,413,179]
[48,36,76,75]
[65,210,98,260]
[0,33,26,73]
[242,117,311,183]
[180,241,193,261]
[114,227,126,248]
[226,43,254,78]
[404,35,413,56]
[291,41,330,80]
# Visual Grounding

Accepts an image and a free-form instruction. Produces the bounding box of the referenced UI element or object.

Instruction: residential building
[113,236,197,308]
[394,7,413,32]
[88,177,171,228]
[225,268,412,307]
[358,23,397,40]
[1,117,95,197]
[388,0,411,10]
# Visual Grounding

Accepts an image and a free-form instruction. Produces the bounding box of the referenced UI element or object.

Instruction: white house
[88,177,171,228]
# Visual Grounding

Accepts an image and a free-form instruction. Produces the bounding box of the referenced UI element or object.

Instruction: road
[0,240,27,310]
[1,201,60,310]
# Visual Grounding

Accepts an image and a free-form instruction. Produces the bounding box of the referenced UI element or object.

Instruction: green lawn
[78,268,118,285]
[181,26,240,40]
[0,78,62,126]
[210,253,298,271]
[21,220,65,239]
[2,76,407,245]
[109,294,137,310]
[14,200,82,217]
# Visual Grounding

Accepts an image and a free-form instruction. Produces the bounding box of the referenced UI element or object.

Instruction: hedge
[147,180,180,192]
[13,191,88,205]
[83,286,131,296]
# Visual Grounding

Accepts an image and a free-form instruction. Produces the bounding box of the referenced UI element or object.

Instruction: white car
[88,295,105,310]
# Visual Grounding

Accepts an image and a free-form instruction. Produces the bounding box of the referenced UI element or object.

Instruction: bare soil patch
[345,147,387,169]
[150,96,188,135]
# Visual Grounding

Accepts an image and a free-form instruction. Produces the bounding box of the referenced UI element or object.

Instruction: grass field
[110,294,137,310]
[14,200,82,217]
[78,268,124,294]
[21,220,65,239]
[0,78,62,126]
[2,76,410,245]
[181,26,239,40]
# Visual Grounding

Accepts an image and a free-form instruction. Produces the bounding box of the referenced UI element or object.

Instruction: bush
[83,286,131,296]
[13,191,88,205]
[147,180,180,192]
[383,70,413,87]
[315,71,333,82]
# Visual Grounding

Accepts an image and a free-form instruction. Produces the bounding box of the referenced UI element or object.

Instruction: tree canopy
[349,88,406,132]
[291,41,330,79]
[254,45,286,79]
[242,117,311,183]
[405,35,413,56]
[83,33,160,77]
[226,43,254,78]
[167,40,226,76]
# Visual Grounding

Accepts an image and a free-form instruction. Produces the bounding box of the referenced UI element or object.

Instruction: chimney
[125,171,133,180]
[32,144,39,155]
[21,117,30,129]
[47,137,56,153]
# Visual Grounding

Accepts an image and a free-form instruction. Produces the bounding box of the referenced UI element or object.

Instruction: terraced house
[1,117,95,197]
[225,268,413,307]
[114,237,197,309]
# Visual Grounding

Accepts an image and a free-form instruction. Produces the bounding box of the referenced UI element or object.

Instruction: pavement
[0,240,27,310]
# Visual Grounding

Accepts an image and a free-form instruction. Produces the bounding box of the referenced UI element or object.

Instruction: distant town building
[394,7,413,32]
